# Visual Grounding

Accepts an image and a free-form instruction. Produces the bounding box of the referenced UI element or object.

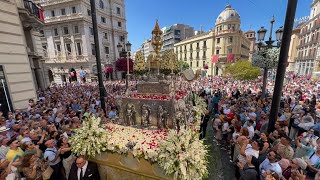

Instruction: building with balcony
[174,5,251,76]
[295,0,320,76]
[161,24,194,52]
[39,0,128,84]
[0,0,45,113]
[174,31,215,76]
[287,26,301,72]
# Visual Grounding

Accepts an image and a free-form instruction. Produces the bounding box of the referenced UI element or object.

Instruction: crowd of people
[0,75,320,179]
[196,76,320,180]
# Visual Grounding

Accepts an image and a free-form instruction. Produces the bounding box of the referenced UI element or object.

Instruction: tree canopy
[225,60,261,80]
[178,60,190,71]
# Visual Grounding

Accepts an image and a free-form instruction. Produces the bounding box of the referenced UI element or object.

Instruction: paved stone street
[204,125,234,180]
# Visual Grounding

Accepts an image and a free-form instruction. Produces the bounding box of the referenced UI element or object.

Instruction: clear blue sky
[126,0,311,52]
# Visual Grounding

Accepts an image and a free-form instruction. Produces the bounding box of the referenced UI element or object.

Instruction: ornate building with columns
[39,0,127,84]
[295,0,320,76]
[174,5,253,76]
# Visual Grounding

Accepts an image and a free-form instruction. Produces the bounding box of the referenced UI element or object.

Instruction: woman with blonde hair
[233,127,249,162]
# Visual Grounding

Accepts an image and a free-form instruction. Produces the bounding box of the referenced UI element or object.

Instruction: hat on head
[0,126,10,133]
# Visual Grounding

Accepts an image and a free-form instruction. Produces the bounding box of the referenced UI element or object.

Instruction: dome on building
[215,5,240,24]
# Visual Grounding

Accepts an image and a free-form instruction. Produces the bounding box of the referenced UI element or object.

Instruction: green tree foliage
[178,60,190,71]
[133,51,147,76]
[160,50,179,75]
[225,60,261,80]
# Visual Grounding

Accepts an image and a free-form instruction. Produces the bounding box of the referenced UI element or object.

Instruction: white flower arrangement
[157,127,209,180]
[105,123,168,162]
[69,116,109,157]
[252,47,280,69]
[192,96,208,130]
[68,95,209,179]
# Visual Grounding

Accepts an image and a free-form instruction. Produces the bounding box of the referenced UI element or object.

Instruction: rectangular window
[228,48,233,54]
[229,36,233,43]
[216,49,219,54]
[89,27,94,35]
[174,30,181,35]
[117,7,121,14]
[203,61,205,67]
[56,44,61,52]
[118,21,122,27]
[120,36,124,42]
[217,38,220,44]
[105,46,109,54]
[61,8,65,15]
[196,61,199,67]
[87,9,91,16]
[51,10,55,17]
[101,17,106,23]
[203,51,206,58]
[190,62,192,67]
[63,27,69,35]
[190,52,193,59]
[72,6,76,13]
[203,40,207,47]
[65,43,71,55]
[104,33,108,39]
[190,44,193,50]
[91,44,96,55]
[74,26,79,34]
[42,45,47,56]
[197,42,200,48]
[197,52,199,58]
[76,42,82,55]
[54,28,58,36]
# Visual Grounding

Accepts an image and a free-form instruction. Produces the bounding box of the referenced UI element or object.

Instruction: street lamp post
[117,41,132,92]
[268,0,298,133]
[256,17,284,98]
[89,0,106,116]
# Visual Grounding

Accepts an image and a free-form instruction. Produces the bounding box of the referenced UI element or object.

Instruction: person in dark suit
[69,155,100,180]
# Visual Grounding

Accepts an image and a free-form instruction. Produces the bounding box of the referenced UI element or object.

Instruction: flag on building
[212,55,219,63]
[227,54,235,63]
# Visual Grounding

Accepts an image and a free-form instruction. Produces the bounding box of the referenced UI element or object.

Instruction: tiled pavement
[203,126,234,180]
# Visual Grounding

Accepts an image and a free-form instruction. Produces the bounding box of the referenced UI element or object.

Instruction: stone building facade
[174,5,253,76]
[39,0,128,84]
[0,0,45,112]
[295,0,320,76]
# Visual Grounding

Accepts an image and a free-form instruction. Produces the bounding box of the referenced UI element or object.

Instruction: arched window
[99,0,104,9]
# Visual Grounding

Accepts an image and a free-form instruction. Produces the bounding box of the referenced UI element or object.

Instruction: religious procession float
[69,21,209,180]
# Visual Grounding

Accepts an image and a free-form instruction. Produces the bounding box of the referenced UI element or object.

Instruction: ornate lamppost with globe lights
[254,16,284,98]
[117,41,132,92]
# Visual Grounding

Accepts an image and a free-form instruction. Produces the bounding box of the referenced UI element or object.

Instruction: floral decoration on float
[69,95,209,180]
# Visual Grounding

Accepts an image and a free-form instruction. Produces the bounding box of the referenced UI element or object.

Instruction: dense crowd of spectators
[197,76,320,180]
[0,75,320,180]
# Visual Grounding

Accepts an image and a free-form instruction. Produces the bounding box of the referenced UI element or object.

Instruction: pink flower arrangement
[129,91,188,101]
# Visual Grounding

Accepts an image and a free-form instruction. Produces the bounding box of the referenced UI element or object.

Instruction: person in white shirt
[259,150,282,180]
[247,120,255,139]
[238,139,263,164]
